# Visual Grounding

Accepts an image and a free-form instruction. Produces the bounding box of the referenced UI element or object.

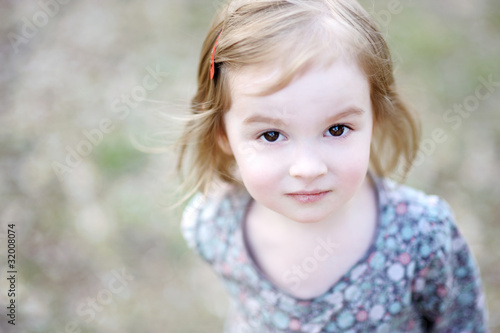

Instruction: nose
[289,143,327,179]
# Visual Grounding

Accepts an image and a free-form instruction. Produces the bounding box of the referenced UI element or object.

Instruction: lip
[286,190,331,203]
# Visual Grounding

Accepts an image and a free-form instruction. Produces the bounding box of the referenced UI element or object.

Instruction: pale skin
[219,56,378,300]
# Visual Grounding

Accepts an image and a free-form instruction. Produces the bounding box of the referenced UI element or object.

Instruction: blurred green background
[0,0,499,332]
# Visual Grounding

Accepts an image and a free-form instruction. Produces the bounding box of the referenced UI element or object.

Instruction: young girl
[177,0,488,331]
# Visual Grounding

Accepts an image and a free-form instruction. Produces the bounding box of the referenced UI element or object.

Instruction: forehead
[228,56,370,112]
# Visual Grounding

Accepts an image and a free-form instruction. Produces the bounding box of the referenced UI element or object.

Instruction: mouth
[285,190,331,203]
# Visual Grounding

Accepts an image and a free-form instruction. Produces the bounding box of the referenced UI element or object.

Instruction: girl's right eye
[260,131,282,142]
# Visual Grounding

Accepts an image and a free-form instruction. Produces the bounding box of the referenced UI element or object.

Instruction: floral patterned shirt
[181,176,488,332]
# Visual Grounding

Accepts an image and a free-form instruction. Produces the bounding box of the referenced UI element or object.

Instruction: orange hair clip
[210,30,223,80]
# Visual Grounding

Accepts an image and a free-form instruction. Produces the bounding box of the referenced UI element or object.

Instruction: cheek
[343,154,370,184]
[335,136,372,184]
[234,152,283,194]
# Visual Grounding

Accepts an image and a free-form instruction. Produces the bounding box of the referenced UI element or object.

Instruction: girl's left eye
[327,125,350,137]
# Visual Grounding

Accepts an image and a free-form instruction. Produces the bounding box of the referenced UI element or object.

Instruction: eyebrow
[242,106,365,126]
[243,115,287,127]
[325,107,365,123]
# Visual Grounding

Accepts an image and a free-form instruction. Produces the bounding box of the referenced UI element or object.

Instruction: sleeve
[180,193,206,257]
[412,199,489,332]
[180,189,232,264]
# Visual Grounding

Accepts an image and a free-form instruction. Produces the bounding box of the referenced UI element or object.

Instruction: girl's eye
[327,125,349,137]
[261,131,282,142]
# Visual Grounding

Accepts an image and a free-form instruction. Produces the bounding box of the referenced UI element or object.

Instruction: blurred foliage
[93,131,148,178]
[0,0,499,332]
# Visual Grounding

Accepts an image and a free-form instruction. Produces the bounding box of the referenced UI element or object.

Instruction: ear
[217,131,233,155]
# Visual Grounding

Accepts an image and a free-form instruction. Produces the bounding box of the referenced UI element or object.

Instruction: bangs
[219,2,365,96]
[252,22,362,96]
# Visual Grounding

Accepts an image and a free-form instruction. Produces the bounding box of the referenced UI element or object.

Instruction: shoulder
[180,182,251,263]
[376,177,458,256]
[378,177,454,223]
[378,179,489,327]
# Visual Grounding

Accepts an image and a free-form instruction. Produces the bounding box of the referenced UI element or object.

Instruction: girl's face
[221,57,373,224]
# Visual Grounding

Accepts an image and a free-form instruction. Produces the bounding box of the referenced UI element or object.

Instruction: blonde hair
[176,0,420,201]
